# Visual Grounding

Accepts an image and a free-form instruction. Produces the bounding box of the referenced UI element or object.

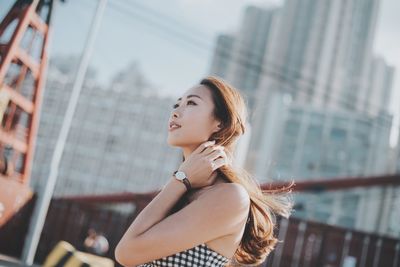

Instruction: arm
[115,183,250,267]
[119,140,217,239]
[120,175,187,240]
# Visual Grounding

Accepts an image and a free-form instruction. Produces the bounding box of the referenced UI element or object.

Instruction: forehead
[177,85,212,102]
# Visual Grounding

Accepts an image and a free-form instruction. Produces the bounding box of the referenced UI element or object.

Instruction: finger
[203,145,224,156]
[193,140,216,155]
[206,148,227,161]
[211,158,226,171]
[200,144,216,156]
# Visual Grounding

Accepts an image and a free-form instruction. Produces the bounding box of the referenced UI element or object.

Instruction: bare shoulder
[217,183,250,201]
[200,182,251,214]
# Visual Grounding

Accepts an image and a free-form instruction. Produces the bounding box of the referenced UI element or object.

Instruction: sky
[1,0,399,145]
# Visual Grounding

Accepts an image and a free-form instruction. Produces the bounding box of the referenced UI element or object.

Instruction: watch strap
[173,170,192,192]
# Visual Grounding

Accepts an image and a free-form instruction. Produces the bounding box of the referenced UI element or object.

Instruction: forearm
[122,176,187,239]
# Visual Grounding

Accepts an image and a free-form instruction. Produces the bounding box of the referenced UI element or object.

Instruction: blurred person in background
[84,228,109,256]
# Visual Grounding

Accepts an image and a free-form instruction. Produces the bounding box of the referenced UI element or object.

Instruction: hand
[178,140,229,189]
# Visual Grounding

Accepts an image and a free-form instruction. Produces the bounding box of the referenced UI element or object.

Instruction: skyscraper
[210,5,279,117]
[359,55,395,117]
[226,6,279,113]
[30,58,182,197]
[209,34,235,79]
[256,0,381,111]
[246,0,395,178]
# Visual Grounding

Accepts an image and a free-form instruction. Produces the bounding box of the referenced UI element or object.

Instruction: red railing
[1,174,398,266]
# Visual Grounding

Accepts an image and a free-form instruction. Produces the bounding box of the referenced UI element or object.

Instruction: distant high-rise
[226,6,279,113]
[256,0,381,112]
[247,90,397,237]
[210,0,394,118]
[247,0,395,179]
[209,34,235,79]
[210,6,278,116]
[397,128,400,174]
[359,56,395,117]
[30,58,182,197]
[248,90,392,183]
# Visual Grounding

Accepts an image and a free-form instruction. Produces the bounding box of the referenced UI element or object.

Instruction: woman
[115,76,294,266]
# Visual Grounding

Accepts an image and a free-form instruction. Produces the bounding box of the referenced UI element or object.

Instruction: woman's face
[167,85,221,148]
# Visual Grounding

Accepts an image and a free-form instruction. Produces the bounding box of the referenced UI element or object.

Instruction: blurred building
[361,55,396,117]
[210,1,394,114]
[209,34,235,81]
[247,90,399,237]
[255,0,381,111]
[210,6,278,120]
[247,90,392,182]
[210,0,394,159]
[397,134,400,174]
[219,6,279,114]
[295,186,400,238]
[29,58,182,197]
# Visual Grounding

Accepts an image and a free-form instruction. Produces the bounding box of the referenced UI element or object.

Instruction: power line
[53,3,394,189]
[106,1,394,130]
[111,0,394,123]
[110,1,212,54]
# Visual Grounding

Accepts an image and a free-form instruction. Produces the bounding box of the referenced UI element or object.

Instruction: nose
[173,111,178,118]
[172,107,181,118]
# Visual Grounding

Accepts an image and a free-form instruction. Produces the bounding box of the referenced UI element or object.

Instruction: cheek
[189,110,213,130]
[168,111,213,143]
[168,126,206,146]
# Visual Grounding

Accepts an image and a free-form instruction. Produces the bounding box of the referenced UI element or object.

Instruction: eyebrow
[176,94,203,101]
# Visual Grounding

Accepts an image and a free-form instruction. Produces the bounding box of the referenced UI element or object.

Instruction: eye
[172,100,197,109]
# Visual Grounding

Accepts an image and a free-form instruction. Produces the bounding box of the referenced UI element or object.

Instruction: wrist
[173,170,192,192]
[168,176,188,194]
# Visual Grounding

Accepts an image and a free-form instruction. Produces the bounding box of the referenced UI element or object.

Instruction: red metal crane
[0,0,53,227]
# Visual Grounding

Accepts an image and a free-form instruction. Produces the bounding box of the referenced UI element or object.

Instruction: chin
[167,142,182,148]
[167,137,183,147]
[167,137,197,148]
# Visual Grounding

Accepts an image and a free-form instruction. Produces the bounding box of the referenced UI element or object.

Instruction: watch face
[175,171,186,180]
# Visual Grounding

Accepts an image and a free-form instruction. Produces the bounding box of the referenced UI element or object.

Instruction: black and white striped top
[137,243,231,266]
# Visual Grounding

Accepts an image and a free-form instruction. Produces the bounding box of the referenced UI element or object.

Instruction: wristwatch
[173,170,192,192]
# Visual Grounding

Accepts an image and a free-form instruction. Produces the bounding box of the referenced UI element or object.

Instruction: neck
[180,145,230,188]
[182,146,196,161]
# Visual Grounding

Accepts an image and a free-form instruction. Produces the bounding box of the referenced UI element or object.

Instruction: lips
[169,121,182,130]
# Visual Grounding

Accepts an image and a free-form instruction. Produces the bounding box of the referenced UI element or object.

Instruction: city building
[246,89,398,237]
[29,58,182,197]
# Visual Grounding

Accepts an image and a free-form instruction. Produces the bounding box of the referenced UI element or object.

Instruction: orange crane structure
[0,0,53,227]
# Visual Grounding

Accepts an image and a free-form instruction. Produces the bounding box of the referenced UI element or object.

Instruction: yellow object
[43,240,114,267]
[73,251,114,267]
[42,241,75,267]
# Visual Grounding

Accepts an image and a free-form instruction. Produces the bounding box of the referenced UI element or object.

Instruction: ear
[213,121,223,133]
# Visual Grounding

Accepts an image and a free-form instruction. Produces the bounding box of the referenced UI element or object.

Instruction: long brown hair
[169,76,294,265]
